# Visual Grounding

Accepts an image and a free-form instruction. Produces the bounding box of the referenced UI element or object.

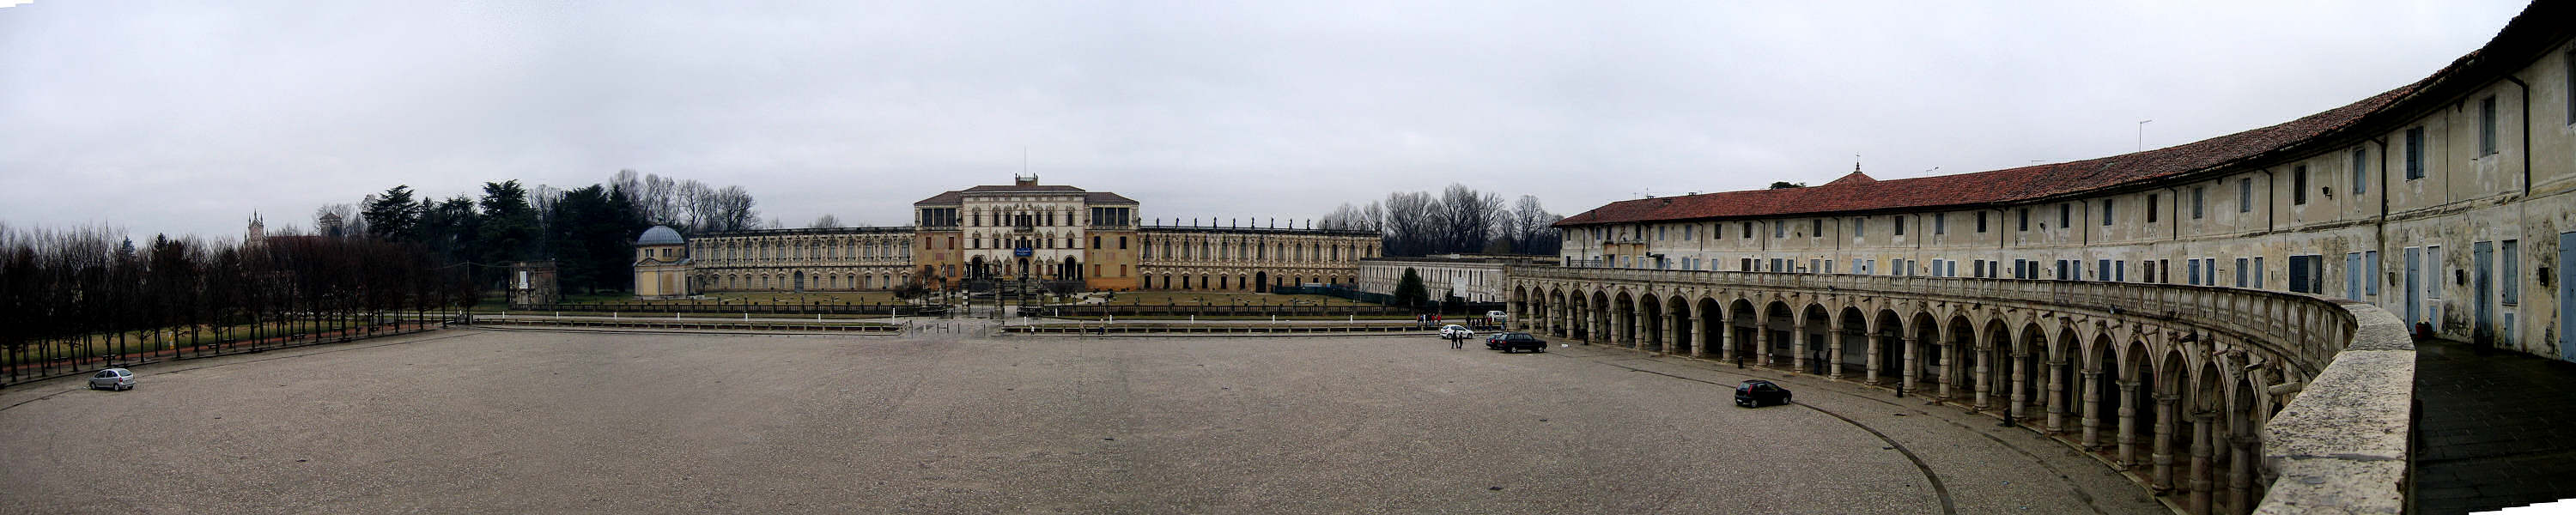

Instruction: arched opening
[1612,293,1638,348]
[1256,271,1269,293]
[1944,316,1976,401]
[1909,312,1941,395]
[1589,291,1612,342]
[2149,349,2186,492]
[1727,300,1759,363]
[1836,306,1868,379]
[1801,304,1832,374]
[1980,318,2013,412]
[1064,256,1081,281]
[1697,298,1725,358]
[1666,296,1692,355]
[2112,340,2150,468]
[1638,294,1665,351]
[1874,309,1905,388]
[1567,291,1591,340]
[2227,376,2261,514]
[1763,301,1795,367]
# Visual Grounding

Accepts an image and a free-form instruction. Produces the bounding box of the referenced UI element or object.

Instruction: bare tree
[693,185,762,232]
[673,179,712,232]
[1510,195,1563,254]
[810,214,842,228]
[1318,203,1375,232]
[1380,191,1442,257]
[1437,184,1503,254]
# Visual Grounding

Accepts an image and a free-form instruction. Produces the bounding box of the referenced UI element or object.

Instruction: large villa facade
[633,176,1379,295]
[1551,10,2576,363]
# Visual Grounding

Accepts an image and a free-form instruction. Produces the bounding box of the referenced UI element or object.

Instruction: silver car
[88,368,135,391]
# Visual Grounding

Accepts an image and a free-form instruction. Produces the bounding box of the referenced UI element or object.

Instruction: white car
[88,368,136,391]
[1439,324,1473,338]
[1487,310,1509,322]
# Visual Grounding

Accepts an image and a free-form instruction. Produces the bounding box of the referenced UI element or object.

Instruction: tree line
[332,171,765,294]
[1317,184,1564,258]
[0,222,473,385]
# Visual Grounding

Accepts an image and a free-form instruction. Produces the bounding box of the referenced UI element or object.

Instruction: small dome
[635,226,685,245]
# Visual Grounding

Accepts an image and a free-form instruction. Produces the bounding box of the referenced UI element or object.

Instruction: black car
[1485,332,1548,353]
[1735,379,1791,407]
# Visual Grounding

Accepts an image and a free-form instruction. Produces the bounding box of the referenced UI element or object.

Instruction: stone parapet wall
[2253,301,2415,514]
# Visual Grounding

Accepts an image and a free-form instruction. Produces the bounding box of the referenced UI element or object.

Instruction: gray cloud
[0,0,2528,239]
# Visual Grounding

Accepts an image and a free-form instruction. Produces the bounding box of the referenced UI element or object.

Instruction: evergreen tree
[1393,268,1429,307]
[545,185,610,293]
[477,180,539,272]
[362,185,422,241]
[420,196,480,265]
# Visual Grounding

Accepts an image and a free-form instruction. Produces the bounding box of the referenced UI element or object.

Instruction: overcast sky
[0,0,2533,240]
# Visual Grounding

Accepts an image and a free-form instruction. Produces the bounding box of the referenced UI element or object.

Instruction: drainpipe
[2372,136,2391,277]
[2499,75,2532,196]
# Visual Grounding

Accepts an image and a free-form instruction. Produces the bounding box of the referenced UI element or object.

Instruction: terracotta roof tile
[1558,63,2427,227]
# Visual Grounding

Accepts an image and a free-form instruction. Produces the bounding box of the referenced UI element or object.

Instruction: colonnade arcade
[1507,268,2349,515]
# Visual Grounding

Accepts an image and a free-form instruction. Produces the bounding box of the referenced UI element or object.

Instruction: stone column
[2007,352,2029,421]
[1669,311,1686,354]
[1971,348,1993,411]
[2153,393,2178,492]
[1791,328,1809,373]
[1937,342,1957,400]
[1689,313,1709,359]
[1901,336,1922,392]
[1864,334,1882,385]
[2116,380,2139,466]
[1827,330,1847,379]
[2045,360,2068,434]
[1718,325,1736,362]
[2190,410,2215,514]
[1577,307,1597,345]
[2228,427,2253,514]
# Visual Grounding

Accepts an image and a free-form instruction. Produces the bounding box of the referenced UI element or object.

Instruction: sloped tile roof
[1558,82,2419,227]
[1085,191,1138,203]
[1822,171,1876,186]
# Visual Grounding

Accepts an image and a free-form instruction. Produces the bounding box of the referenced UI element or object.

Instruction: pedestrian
[1450,331,1464,349]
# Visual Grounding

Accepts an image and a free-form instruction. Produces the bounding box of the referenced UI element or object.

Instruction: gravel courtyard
[0,328,2165,514]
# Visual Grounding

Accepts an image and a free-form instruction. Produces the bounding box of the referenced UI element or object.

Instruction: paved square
[0,330,2162,514]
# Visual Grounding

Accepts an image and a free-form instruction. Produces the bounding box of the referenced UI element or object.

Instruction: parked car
[88,368,136,391]
[1439,324,1473,339]
[1485,332,1548,353]
[1735,379,1789,407]
[1486,310,1509,323]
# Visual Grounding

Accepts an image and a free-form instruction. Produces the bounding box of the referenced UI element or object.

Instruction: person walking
[1449,330,1465,349]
